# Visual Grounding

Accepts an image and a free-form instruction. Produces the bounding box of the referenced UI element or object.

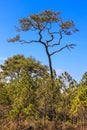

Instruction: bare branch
[46,28,54,43]
[19,39,39,44]
[50,44,75,56]
[38,29,43,42]
[38,29,47,47]
[46,30,63,47]
[58,30,62,45]
[16,26,45,49]
[46,28,54,46]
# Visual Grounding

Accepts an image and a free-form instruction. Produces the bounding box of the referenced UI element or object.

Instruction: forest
[0,55,87,130]
[0,10,87,130]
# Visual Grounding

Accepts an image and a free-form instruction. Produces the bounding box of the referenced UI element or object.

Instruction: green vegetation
[0,55,87,130]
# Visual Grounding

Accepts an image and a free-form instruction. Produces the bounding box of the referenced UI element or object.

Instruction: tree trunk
[45,45,53,79]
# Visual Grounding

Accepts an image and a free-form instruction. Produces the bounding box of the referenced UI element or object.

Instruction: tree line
[0,55,87,130]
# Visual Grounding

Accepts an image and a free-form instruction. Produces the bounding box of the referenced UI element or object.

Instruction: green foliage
[70,85,87,117]
[81,72,87,85]
[5,69,36,120]
[0,55,48,81]
[0,55,87,129]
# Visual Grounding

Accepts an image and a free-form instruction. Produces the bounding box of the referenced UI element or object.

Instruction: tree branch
[46,28,54,43]
[50,44,75,56]
[48,30,63,47]
[38,29,48,47]
[19,39,39,44]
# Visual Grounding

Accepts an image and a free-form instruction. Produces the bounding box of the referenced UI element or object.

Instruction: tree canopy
[0,55,48,81]
[8,10,78,79]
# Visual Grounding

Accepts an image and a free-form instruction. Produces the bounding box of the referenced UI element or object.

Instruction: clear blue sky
[0,0,87,82]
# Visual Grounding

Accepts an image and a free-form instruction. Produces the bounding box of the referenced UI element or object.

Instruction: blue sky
[0,0,87,82]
